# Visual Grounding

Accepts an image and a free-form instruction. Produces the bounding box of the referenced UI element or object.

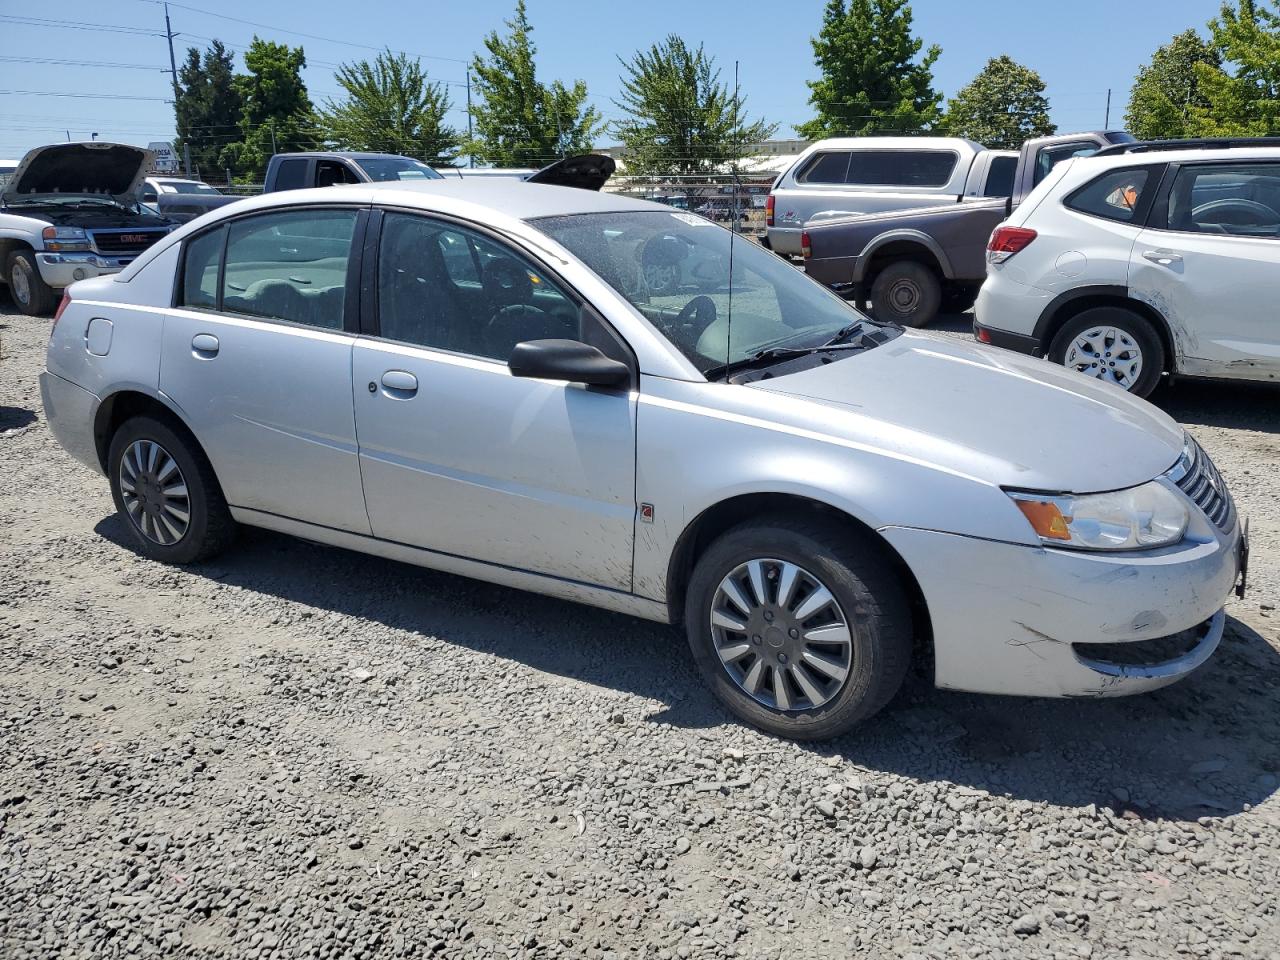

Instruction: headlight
[42,226,91,252]
[1008,481,1189,551]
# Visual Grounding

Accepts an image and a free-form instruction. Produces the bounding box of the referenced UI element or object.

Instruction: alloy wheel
[119,439,191,546]
[709,558,852,712]
[1064,326,1143,389]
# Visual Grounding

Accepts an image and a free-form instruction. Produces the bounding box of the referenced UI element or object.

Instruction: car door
[159,205,372,534]
[1129,161,1280,379]
[351,210,638,590]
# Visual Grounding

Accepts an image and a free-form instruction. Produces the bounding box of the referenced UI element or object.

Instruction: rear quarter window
[796,151,851,184]
[1065,169,1151,223]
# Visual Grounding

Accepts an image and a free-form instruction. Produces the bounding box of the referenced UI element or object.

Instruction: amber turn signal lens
[1013,499,1072,541]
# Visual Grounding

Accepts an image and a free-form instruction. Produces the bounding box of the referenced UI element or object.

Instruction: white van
[766,137,1011,256]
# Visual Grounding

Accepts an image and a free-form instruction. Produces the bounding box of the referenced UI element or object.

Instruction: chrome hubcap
[11,263,30,305]
[119,439,191,546]
[1064,326,1143,389]
[710,559,852,712]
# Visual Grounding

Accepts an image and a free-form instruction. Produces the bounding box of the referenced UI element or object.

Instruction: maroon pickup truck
[802,131,1136,328]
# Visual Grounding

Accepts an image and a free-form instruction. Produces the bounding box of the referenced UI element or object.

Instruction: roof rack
[1093,137,1280,157]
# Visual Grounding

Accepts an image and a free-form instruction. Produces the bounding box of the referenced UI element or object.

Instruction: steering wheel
[673,295,718,338]
[1192,197,1280,226]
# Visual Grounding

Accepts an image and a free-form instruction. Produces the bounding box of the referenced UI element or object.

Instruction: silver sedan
[40,180,1245,739]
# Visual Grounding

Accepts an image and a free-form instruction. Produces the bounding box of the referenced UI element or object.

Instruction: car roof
[347,179,665,219]
[276,151,427,161]
[1081,146,1280,169]
[805,136,984,153]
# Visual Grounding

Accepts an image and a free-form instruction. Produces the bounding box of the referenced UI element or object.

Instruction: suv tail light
[51,290,71,335]
[800,230,811,260]
[765,194,775,228]
[987,226,1037,264]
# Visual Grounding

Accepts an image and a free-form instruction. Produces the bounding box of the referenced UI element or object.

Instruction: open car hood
[524,154,615,191]
[2,142,153,204]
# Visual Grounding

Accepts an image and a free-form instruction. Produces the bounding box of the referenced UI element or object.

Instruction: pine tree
[174,41,242,177]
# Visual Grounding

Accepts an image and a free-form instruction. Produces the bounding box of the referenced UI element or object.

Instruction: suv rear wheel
[870,261,941,328]
[684,517,913,740]
[1048,306,1165,397]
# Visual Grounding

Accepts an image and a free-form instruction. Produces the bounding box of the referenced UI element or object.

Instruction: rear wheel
[684,517,913,740]
[107,416,237,564]
[7,250,56,317]
[870,261,941,328]
[1048,306,1165,397]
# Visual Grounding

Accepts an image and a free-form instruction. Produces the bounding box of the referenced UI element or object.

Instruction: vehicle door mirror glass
[507,339,631,387]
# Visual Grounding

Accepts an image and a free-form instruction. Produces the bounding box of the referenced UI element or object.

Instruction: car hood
[2,142,152,204]
[748,330,1185,493]
[524,154,615,191]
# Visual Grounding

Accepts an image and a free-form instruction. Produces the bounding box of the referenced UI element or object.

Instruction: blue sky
[0,0,1228,160]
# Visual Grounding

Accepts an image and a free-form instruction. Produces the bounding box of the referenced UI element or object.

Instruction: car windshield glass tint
[354,158,444,181]
[533,211,871,375]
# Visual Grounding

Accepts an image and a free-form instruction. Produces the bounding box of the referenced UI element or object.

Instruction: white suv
[974,140,1280,396]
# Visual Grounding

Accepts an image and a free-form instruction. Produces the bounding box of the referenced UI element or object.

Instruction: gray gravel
[2,302,1278,960]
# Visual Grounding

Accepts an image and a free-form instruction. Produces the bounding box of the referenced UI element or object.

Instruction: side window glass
[1066,169,1150,223]
[798,152,850,184]
[273,160,308,191]
[221,209,357,330]
[179,225,225,309]
[377,213,579,360]
[984,156,1017,198]
[1166,164,1280,237]
[1034,142,1097,185]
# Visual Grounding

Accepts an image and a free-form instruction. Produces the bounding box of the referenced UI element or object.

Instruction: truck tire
[870,261,941,328]
[7,250,56,317]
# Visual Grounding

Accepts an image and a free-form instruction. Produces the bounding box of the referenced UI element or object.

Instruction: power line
[0,56,168,71]
[0,14,158,36]
[0,90,172,102]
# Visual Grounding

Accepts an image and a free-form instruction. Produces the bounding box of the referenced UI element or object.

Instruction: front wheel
[1048,307,1165,397]
[684,517,913,740]
[7,250,56,316]
[869,261,941,328]
[107,416,237,564]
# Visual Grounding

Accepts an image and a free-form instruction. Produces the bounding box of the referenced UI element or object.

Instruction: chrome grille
[1168,439,1234,532]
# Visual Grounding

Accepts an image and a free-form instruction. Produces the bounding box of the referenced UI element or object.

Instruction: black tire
[684,516,913,741]
[7,249,56,317]
[1048,306,1165,398]
[869,260,941,328]
[107,415,237,564]
[941,284,979,315]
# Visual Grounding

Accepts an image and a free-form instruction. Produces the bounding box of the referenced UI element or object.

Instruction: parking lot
[1,295,1277,960]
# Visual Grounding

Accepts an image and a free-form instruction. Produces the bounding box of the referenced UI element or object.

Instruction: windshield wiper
[704,337,874,381]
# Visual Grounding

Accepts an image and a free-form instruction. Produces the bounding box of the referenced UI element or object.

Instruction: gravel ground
[1,300,1278,960]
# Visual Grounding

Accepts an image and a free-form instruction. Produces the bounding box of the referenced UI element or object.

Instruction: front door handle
[191,333,219,357]
[380,370,418,395]
[1142,249,1183,266]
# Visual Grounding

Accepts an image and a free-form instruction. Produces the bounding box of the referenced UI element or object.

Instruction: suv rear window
[1066,169,1151,223]
[797,150,958,188]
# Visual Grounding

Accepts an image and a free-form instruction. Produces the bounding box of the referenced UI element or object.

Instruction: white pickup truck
[765,137,1017,256]
[0,142,174,315]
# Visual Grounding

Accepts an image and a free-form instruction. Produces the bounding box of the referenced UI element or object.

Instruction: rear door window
[1163,163,1280,238]
[179,225,225,310]
[220,208,358,329]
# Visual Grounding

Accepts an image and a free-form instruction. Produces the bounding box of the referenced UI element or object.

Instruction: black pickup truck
[802,131,1136,327]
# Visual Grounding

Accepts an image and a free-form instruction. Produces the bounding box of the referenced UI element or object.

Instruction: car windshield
[533,210,876,375]
[354,157,444,182]
[164,181,221,195]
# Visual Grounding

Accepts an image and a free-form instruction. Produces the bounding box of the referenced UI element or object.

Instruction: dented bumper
[880,523,1239,698]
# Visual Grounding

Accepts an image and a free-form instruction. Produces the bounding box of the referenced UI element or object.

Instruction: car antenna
[724,59,742,376]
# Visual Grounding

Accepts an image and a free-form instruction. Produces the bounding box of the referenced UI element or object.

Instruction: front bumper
[39,370,103,474]
[881,521,1240,698]
[36,252,135,289]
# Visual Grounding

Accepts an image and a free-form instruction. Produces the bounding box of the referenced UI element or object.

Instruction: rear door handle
[380,370,418,396]
[1142,250,1183,266]
[191,333,219,357]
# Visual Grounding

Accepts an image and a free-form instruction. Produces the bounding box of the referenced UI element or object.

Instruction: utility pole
[162,2,192,175]
[269,118,278,155]
[465,68,474,168]
[1104,88,1112,129]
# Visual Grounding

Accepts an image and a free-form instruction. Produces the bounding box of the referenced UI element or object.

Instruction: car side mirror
[508,339,631,387]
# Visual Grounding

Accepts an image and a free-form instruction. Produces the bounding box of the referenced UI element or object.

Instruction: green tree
[799,0,942,139]
[174,40,242,177]
[219,38,317,181]
[944,55,1055,148]
[468,1,601,166]
[612,36,777,176]
[319,51,459,162]
[1189,0,1280,135]
[1124,30,1223,140]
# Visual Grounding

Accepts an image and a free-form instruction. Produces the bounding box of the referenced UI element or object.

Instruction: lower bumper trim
[974,323,1042,356]
[1072,609,1224,680]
